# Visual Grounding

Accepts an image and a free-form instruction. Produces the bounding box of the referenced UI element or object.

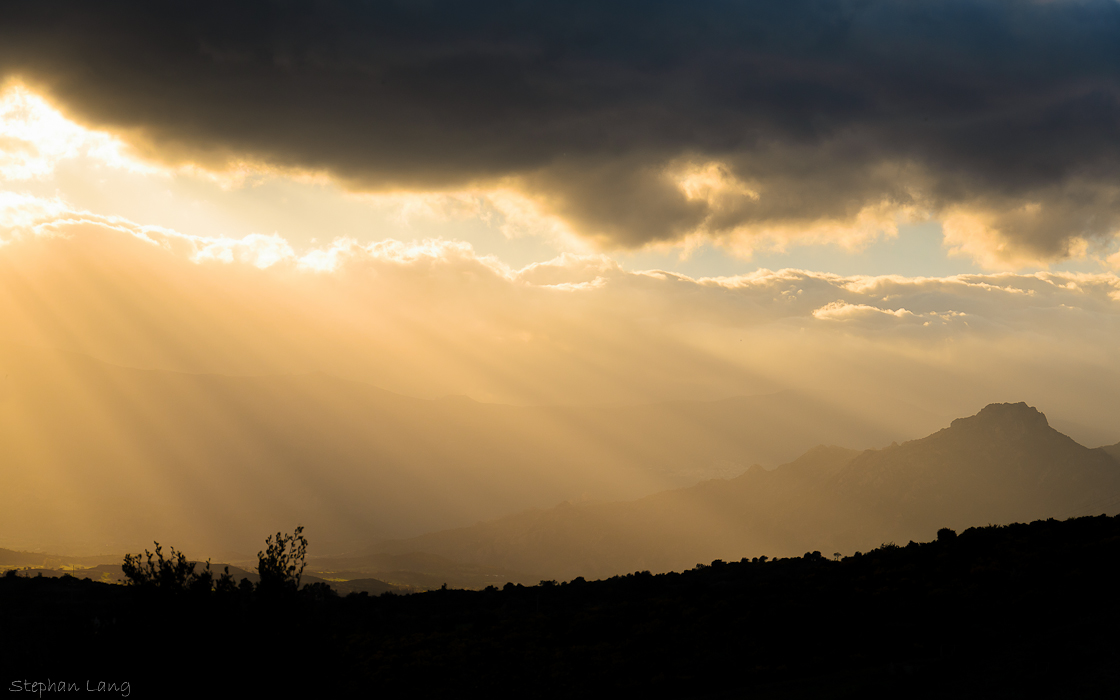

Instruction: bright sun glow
[0,82,592,269]
[0,83,158,179]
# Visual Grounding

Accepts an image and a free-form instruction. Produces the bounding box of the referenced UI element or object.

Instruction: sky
[2,1,1120,439]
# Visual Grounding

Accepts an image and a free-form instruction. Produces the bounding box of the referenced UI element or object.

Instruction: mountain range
[371,403,1120,581]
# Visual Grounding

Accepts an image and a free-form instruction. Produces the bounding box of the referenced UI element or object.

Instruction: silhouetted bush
[121,542,214,592]
[256,525,308,595]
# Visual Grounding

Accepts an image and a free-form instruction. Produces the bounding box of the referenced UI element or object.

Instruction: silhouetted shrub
[122,542,214,591]
[256,525,308,594]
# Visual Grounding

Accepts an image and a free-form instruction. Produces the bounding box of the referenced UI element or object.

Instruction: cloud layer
[5,1,1120,263]
[3,200,1119,445]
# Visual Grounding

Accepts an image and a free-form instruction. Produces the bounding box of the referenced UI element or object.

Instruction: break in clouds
[4,0,1120,264]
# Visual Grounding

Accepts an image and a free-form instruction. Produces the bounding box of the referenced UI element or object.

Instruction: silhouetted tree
[256,525,308,594]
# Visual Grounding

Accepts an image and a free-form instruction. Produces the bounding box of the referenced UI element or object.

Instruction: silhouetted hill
[376,403,1120,580]
[0,341,934,554]
[4,515,1120,696]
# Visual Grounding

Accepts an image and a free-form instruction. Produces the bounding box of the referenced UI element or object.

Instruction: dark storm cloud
[4,0,1120,257]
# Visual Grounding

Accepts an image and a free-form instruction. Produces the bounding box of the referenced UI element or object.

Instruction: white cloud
[812,302,916,321]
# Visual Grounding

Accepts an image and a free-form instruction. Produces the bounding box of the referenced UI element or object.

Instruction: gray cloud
[5,1,1120,259]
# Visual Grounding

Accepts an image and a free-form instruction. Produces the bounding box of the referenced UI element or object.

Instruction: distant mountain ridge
[831,402,1120,538]
[1100,441,1120,463]
[375,403,1120,580]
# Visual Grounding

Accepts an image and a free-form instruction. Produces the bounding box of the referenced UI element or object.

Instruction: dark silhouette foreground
[3,516,1120,697]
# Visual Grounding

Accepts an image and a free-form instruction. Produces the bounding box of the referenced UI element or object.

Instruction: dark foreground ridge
[4,515,1120,697]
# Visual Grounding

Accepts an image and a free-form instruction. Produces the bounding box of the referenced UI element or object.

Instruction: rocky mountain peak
[949,402,1049,433]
